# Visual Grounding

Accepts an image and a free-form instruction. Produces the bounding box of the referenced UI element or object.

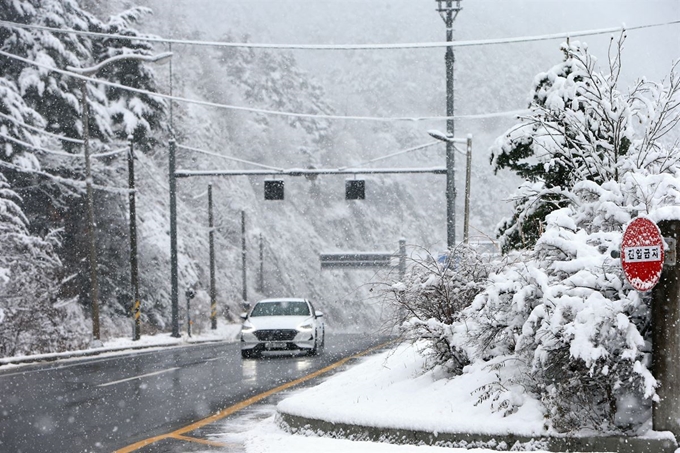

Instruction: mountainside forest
[0,0,677,354]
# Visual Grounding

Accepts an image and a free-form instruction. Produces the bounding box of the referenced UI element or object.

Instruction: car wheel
[308,331,320,356]
[241,349,259,359]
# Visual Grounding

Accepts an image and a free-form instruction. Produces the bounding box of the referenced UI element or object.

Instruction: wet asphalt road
[0,333,389,453]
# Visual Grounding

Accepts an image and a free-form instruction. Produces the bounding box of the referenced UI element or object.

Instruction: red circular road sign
[621,217,664,292]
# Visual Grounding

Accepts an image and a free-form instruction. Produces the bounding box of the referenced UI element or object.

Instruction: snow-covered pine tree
[217,35,334,150]
[0,0,166,154]
[0,0,169,344]
[491,36,633,252]
[0,173,88,355]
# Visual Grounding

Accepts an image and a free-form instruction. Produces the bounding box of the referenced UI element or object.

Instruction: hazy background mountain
[78,0,678,337]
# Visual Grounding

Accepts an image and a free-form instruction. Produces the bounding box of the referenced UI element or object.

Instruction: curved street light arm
[66,51,173,76]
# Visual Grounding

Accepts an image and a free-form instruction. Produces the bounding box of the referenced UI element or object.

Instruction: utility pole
[241,211,247,304]
[399,239,406,281]
[79,79,101,344]
[463,135,472,243]
[169,139,180,337]
[208,185,217,330]
[258,233,264,293]
[435,0,463,249]
[128,137,141,340]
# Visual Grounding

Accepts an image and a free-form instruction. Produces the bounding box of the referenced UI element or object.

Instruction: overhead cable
[340,141,440,170]
[0,131,79,157]
[0,111,84,144]
[0,131,127,158]
[0,49,528,122]
[0,160,133,194]
[177,144,285,171]
[0,19,678,50]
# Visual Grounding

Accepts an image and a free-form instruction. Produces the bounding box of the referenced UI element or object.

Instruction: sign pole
[651,220,680,439]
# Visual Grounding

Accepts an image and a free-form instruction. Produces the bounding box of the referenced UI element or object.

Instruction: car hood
[245,315,313,330]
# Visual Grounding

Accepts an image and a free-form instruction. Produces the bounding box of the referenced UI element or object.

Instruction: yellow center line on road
[170,434,232,447]
[114,340,394,453]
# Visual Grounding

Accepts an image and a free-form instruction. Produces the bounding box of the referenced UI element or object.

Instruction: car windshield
[250,301,310,317]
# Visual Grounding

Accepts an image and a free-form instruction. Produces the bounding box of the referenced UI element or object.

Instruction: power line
[0,131,127,158]
[0,19,678,50]
[339,141,440,170]
[0,160,132,194]
[0,49,528,122]
[0,111,84,144]
[0,131,78,157]
[176,144,284,171]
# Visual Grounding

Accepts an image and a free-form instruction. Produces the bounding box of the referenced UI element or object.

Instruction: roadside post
[185,287,195,337]
[621,217,680,438]
[648,220,680,439]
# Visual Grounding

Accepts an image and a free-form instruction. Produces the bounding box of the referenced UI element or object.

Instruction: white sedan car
[240,298,325,358]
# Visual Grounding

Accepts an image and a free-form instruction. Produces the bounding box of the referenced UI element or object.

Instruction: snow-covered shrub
[398,37,679,434]
[386,245,501,374]
[463,39,680,433]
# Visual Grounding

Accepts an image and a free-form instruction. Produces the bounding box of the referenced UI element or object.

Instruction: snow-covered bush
[386,245,501,374]
[468,39,679,433]
[397,37,679,434]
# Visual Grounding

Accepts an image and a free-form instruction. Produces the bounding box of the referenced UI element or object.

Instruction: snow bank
[277,343,547,437]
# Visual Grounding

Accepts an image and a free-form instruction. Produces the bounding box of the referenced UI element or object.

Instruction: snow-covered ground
[242,416,533,453]
[213,342,553,453]
[277,342,547,437]
[212,342,678,453]
[0,320,241,368]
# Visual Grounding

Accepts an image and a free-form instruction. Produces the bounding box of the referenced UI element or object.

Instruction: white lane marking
[97,367,180,387]
[0,351,161,378]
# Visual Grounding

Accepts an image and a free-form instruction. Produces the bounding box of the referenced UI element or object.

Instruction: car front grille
[254,329,298,341]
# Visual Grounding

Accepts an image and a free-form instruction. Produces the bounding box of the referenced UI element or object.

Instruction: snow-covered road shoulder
[0,321,241,368]
[275,342,678,452]
[278,342,546,437]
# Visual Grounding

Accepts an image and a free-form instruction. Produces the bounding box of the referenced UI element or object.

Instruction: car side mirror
[315,311,323,318]
[239,312,248,321]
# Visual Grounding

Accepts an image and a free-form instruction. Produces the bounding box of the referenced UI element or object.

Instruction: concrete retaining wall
[277,411,678,452]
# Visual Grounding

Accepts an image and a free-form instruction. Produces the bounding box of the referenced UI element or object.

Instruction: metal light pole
[428,130,472,244]
[435,0,462,249]
[258,233,264,293]
[66,51,173,344]
[463,135,472,243]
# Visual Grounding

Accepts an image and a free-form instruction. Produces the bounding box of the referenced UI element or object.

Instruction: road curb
[0,338,230,367]
[276,411,678,453]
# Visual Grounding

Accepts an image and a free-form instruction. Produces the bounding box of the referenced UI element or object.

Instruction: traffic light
[264,180,284,200]
[345,179,365,200]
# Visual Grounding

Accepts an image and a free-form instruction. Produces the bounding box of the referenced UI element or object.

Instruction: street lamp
[66,52,173,344]
[428,130,472,244]
[434,0,463,249]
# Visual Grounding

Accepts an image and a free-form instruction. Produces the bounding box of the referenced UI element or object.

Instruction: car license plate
[266,341,286,350]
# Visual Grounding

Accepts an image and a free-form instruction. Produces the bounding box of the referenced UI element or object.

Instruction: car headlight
[297,323,313,331]
[241,323,255,333]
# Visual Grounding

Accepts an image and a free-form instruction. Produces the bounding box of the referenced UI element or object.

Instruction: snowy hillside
[79,0,679,339]
[2,0,677,348]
